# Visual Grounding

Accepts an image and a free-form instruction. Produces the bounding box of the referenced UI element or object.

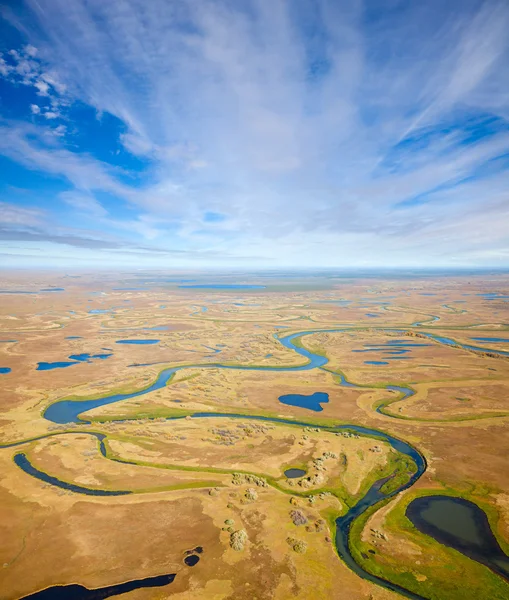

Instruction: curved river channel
[8,327,509,599]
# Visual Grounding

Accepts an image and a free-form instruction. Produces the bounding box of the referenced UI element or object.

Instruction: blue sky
[0,0,508,269]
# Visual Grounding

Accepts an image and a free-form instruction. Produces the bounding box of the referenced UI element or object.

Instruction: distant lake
[0,367,12,374]
[178,284,266,289]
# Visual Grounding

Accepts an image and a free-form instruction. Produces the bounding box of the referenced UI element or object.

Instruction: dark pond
[0,367,12,374]
[19,573,176,599]
[184,555,200,567]
[65,336,82,340]
[406,495,509,580]
[364,361,388,365]
[278,392,329,412]
[284,468,307,478]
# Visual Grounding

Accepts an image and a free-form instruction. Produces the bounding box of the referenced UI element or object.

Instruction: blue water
[8,324,439,600]
[40,288,65,292]
[89,309,113,314]
[0,367,12,374]
[37,361,80,371]
[316,300,352,306]
[365,313,380,318]
[143,326,169,331]
[65,336,82,340]
[364,361,388,365]
[116,339,160,345]
[43,330,331,423]
[279,392,329,412]
[68,353,113,362]
[470,337,508,343]
[179,284,266,289]
[386,340,430,346]
[203,345,222,354]
[420,333,509,357]
[406,496,509,582]
[33,314,509,600]
[412,315,440,326]
[476,293,509,300]
[0,340,17,343]
[14,453,130,496]
[233,302,261,306]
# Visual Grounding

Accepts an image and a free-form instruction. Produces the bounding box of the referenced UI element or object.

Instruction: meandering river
[7,326,509,599]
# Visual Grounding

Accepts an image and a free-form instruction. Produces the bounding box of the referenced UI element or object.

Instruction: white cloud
[0,0,508,267]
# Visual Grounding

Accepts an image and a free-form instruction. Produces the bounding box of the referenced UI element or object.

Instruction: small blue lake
[37,353,113,370]
[278,392,329,412]
[69,353,113,362]
[116,339,160,345]
[364,361,388,365]
[65,336,82,340]
[37,361,80,371]
[0,367,12,374]
[89,309,113,314]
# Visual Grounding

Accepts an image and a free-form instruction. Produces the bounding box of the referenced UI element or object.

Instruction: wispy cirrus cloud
[0,0,508,268]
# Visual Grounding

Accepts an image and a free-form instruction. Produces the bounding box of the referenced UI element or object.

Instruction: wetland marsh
[1,271,509,600]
